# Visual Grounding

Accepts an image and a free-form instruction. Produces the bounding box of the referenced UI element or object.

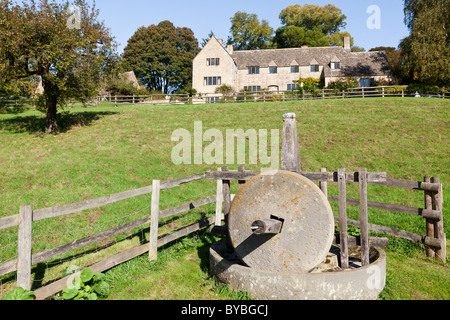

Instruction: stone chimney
[343,36,351,50]
[227,44,234,55]
[217,39,223,46]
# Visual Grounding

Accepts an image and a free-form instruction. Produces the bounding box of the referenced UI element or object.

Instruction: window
[206,97,219,104]
[269,66,278,74]
[310,64,319,72]
[360,78,375,87]
[331,62,341,70]
[203,76,222,86]
[248,66,260,74]
[244,86,261,92]
[287,83,299,91]
[290,65,299,73]
[206,58,220,66]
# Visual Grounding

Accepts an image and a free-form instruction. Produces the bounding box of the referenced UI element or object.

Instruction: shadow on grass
[0,110,118,134]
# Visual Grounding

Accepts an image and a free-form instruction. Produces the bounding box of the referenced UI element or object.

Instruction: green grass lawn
[0,97,448,300]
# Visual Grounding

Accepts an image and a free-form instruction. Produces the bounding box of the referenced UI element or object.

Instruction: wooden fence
[0,166,445,299]
[2,86,448,111]
[98,86,448,106]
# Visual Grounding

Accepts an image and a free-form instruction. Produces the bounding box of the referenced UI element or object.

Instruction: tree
[279,4,347,35]
[227,11,273,50]
[273,26,329,48]
[399,0,449,86]
[122,20,199,94]
[201,30,216,48]
[0,0,117,133]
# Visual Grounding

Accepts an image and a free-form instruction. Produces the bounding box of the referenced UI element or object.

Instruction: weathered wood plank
[334,234,389,249]
[372,179,440,192]
[17,205,33,291]
[33,216,215,300]
[159,195,216,220]
[149,180,160,261]
[432,177,446,262]
[337,217,424,244]
[338,168,349,269]
[222,167,231,217]
[205,170,387,183]
[281,113,301,173]
[215,168,224,226]
[359,168,370,267]
[157,217,215,248]
[0,215,19,231]
[327,196,440,219]
[0,195,216,277]
[31,173,206,223]
[319,168,328,197]
[33,186,153,221]
[424,176,435,258]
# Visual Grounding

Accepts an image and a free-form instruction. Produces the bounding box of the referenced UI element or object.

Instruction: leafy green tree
[273,26,329,48]
[399,0,449,86]
[279,4,347,35]
[0,0,117,133]
[201,30,216,48]
[227,11,273,50]
[122,20,199,94]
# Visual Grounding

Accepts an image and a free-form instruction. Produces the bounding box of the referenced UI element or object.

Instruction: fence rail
[0,165,445,299]
[1,86,448,111]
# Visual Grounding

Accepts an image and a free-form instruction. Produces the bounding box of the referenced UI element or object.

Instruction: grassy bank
[0,97,448,299]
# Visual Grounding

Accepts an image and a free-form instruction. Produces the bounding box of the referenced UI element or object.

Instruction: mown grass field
[0,97,448,300]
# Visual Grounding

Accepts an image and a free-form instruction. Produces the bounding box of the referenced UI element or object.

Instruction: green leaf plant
[61,267,110,300]
[3,287,35,300]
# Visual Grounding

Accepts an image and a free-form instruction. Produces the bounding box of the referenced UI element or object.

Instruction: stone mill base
[210,239,386,300]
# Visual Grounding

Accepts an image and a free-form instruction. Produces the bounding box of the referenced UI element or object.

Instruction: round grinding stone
[228,170,335,273]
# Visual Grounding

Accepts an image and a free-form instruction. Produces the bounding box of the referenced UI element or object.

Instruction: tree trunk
[45,95,58,134]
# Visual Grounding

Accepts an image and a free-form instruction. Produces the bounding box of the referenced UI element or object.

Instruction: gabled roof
[231,46,391,77]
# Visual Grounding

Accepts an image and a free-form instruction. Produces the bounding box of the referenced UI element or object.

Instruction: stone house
[192,36,392,94]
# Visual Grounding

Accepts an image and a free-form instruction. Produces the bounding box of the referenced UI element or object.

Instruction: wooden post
[149,180,160,261]
[432,177,446,262]
[215,168,224,226]
[319,168,328,197]
[338,169,349,269]
[424,176,435,258]
[238,166,246,190]
[359,168,370,266]
[17,205,33,290]
[222,167,231,217]
[281,113,301,173]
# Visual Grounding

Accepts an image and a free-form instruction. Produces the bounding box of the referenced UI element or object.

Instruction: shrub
[327,77,358,91]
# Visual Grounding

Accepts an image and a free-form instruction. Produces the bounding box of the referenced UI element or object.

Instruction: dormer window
[330,56,341,70]
[269,66,278,74]
[310,64,319,72]
[290,65,299,73]
[331,62,341,70]
[309,58,319,72]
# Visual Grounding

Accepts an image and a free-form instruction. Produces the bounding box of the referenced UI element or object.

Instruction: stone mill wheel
[228,170,335,273]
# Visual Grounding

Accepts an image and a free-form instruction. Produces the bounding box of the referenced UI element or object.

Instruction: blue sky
[94,0,409,54]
